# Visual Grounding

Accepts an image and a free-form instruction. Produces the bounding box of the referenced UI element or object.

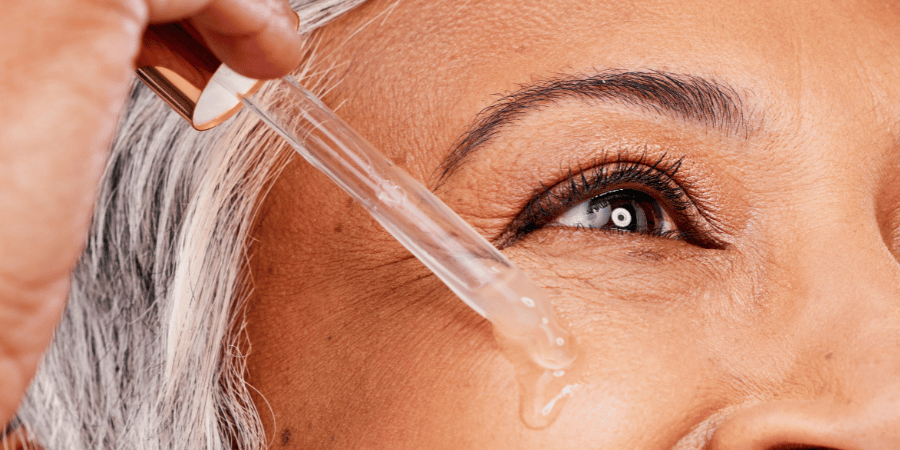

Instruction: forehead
[312,0,900,173]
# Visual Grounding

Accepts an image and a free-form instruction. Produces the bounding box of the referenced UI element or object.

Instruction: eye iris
[551,188,672,236]
[580,189,664,232]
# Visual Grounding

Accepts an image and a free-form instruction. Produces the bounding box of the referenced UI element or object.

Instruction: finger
[145,0,213,23]
[191,0,304,79]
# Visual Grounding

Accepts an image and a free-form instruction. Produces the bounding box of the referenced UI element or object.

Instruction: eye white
[555,198,611,228]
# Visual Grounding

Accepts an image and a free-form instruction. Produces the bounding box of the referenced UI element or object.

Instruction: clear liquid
[494,328,582,429]
[470,266,577,370]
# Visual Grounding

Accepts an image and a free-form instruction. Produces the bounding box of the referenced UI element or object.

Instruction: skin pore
[245,0,900,448]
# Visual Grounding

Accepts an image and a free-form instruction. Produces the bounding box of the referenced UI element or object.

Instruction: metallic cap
[136,22,264,130]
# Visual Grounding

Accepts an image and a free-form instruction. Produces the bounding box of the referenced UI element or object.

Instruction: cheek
[247,165,527,446]
[493,234,769,446]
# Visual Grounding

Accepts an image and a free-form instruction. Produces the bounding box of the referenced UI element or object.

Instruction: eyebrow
[437,69,750,181]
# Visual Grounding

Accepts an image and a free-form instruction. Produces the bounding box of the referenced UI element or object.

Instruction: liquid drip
[495,328,582,429]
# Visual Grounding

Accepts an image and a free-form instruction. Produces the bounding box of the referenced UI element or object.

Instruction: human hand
[0,0,304,427]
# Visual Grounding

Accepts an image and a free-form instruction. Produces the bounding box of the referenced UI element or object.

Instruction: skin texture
[245,0,900,448]
[0,0,303,430]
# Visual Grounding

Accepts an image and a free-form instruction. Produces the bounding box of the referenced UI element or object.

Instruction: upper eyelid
[531,153,688,221]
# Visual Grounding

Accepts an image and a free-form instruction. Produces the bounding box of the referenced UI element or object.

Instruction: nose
[706,206,900,449]
[707,395,900,450]
[706,292,900,450]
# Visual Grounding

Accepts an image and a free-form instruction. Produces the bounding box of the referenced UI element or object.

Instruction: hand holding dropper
[0,0,304,430]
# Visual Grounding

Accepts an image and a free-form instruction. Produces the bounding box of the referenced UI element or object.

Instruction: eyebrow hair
[437,69,749,181]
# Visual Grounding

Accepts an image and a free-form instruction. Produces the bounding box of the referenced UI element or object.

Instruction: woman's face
[245,0,900,448]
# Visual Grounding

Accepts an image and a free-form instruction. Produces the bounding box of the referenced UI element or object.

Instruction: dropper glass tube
[211,68,576,371]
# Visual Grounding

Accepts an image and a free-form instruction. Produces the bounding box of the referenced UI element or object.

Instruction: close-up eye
[499,154,722,248]
[553,188,675,236]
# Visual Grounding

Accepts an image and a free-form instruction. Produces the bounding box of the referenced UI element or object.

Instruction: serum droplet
[516,362,581,429]
[494,328,582,429]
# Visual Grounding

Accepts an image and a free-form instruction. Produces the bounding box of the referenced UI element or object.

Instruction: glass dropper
[209,67,576,370]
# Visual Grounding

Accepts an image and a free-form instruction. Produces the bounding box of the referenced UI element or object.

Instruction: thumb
[150,0,305,79]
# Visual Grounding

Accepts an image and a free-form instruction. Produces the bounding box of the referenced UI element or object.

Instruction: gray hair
[12,1,365,448]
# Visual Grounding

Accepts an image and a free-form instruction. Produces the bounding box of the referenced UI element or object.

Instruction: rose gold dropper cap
[136,21,264,130]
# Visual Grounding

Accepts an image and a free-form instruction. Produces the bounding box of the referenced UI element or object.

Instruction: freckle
[281,429,291,446]
[825,352,834,360]
[333,224,343,233]
[327,336,332,341]
[346,197,354,207]
[307,422,313,430]
[331,434,336,442]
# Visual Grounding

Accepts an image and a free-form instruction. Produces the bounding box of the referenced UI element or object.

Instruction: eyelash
[498,152,719,248]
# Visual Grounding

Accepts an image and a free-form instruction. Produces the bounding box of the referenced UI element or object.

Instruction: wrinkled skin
[246,0,900,448]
